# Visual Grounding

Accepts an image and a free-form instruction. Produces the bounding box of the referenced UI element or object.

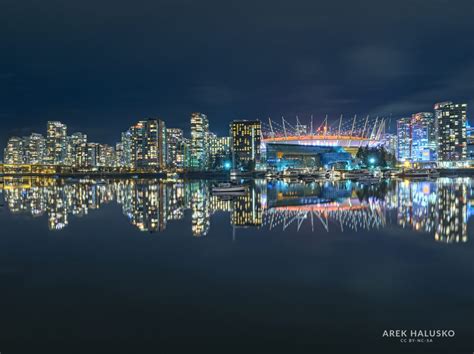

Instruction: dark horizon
[2,0,474,151]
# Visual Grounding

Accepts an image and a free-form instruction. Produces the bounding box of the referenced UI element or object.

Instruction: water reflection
[0,177,472,243]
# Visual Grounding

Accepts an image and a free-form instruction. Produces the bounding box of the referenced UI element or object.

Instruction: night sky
[2,0,474,151]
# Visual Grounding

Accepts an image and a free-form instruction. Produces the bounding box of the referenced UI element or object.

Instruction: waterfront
[0,178,473,353]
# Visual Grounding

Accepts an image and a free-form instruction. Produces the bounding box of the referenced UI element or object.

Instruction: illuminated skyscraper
[382,133,397,156]
[24,133,46,165]
[120,131,133,168]
[4,137,25,164]
[98,144,115,167]
[435,102,467,164]
[396,117,411,162]
[67,132,88,168]
[190,113,209,170]
[166,128,184,169]
[180,138,191,169]
[209,134,231,170]
[86,143,100,167]
[46,121,67,165]
[230,120,261,170]
[130,119,167,170]
[411,112,435,162]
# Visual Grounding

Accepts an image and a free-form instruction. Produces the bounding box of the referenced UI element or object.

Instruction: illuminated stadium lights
[262,116,386,148]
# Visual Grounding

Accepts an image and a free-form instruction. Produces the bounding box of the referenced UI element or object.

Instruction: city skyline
[2,99,470,170]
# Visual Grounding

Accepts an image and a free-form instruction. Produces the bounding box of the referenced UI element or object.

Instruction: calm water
[0,177,473,354]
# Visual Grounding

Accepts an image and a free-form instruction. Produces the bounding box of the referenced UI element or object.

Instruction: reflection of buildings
[0,178,471,244]
[190,181,210,237]
[435,179,468,243]
[397,180,436,233]
[396,178,469,243]
[122,180,168,232]
[231,187,262,227]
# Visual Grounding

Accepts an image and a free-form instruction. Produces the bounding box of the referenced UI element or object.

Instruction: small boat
[282,169,300,178]
[212,182,248,193]
[398,168,440,178]
[343,169,372,180]
[265,171,278,179]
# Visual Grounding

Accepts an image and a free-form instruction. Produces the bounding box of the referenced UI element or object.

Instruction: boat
[342,169,372,180]
[312,169,341,180]
[265,170,278,179]
[282,168,300,178]
[398,168,440,178]
[212,182,248,194]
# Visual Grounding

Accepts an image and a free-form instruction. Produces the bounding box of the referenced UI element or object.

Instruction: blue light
[369,157,376,164]
[224,161,232,170]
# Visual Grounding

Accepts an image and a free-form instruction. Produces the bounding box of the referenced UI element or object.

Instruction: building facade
[46,121,67,165]
[230,120,261,171]
[4,137,25,164]
[411,112,436,162]
[167,128,184,169]
[397,117,411,162]
[130,119,167,170]
[435,102,467,164]
[24,133,46,165]
[209,134,231,170]
[190,113,209,170]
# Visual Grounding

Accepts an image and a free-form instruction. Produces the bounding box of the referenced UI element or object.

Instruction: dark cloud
[1,0,474,153]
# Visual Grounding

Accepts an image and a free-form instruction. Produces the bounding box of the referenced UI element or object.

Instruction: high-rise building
[190,113,209,170]
[130,119,167,170]
[120,131,133,168]
[382,133,397,157]
[86,143,100,167]
[46,121,67,165]
[167,128,184,169]
[98,144,115,167]
[24,133,46,165]
[180,138,191,169]
[230,120,261,170]
[209,134,231,170]
[396,117,411,162]
[115,142,124,167]
[435,102,467,163]
[68,132,88,168]
[411,112,435,162]
[4,137,25,164]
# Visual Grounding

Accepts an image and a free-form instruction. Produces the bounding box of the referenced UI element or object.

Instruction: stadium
[261,116,387,170]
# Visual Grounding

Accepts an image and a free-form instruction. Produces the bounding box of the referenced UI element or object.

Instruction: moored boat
[212,182,248,193]
[398,168,440,178]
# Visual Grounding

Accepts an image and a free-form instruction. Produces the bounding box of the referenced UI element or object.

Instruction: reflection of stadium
[262,117,386,170]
